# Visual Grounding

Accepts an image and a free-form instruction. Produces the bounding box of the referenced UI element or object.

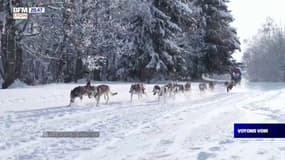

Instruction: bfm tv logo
[13,7,45,19]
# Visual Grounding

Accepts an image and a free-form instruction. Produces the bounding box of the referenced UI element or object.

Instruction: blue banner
[234,123,285,138]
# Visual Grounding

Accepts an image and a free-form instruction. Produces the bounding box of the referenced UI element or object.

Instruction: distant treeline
[243,18,285,82]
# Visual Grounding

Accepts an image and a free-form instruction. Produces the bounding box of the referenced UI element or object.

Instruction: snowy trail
[79,87,285,160]
[0,82,285,160]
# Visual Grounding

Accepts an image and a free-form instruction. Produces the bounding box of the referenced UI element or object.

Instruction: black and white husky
[129,83,146,102]
[69,85,95,106]
[152,85,161,96]
[173,84,185,94]
[199,83,207,92]
[153,85,172,102]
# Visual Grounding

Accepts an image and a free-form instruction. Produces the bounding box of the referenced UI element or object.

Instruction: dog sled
[202,73,232,83]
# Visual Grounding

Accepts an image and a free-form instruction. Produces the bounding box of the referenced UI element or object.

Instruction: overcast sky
[228,0,285,61]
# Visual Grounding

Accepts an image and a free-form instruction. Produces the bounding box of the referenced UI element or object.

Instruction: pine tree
[0,0,23,88]
[0,0,241,85]
[117,0,198,81]
[196,0,240,74]
[152,0,198,80]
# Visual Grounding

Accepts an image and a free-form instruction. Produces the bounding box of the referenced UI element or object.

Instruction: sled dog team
[69,81,235,106]
[152,82,191,101]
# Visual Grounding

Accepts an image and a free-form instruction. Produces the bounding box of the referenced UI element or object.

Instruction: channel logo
[13,7,45,19]
[13,7,28,19]
[29,7,45,14]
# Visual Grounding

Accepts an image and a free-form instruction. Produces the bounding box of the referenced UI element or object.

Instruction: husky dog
[152,85,169,101]
[225,81,234,92]
[165,82,175,92]
[93,84,117,106]
[152,85,161,95]
[185,82,191,92]
[69,84,95,105]
[165,82,176,97]
[174,84,185,93]
[199,83,207,92]
[129,83,146,102]
[208,82,215,90]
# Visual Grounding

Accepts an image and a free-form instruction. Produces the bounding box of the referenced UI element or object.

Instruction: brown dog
[93,84,117,106]
[129,83,146,102]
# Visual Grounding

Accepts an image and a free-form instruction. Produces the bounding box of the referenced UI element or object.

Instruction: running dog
[225,81,235,92]
[208,82,215,90]
[69,85,95,106]
[152,85,169,101]
[184,82,191,92]
[152,85,161,95]
[93,84,118,106]
[129,83,146,102]
[165,82,176,97]
[174,84,185,94]
[199,83,207,92]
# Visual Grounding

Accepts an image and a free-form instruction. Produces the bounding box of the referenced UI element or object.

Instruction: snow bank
[8,79,28,89]
[1,82,285,160]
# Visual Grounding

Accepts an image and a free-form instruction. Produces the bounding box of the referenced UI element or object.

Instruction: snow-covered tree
[18,0,97,83]
[0,0,240,87]
[0,0,25,88]
[114,0,199,81]
[196,0,240,74]
[243,19,285,82]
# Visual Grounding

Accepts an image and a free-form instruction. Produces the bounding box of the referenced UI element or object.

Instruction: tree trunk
[2,16,16,88]
[1,0,21,89]
[74,58,83,82]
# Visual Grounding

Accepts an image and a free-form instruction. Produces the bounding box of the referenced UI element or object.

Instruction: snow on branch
[82,55,107,71]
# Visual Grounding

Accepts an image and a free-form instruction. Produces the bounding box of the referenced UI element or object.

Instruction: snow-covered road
[1,82,285,160]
